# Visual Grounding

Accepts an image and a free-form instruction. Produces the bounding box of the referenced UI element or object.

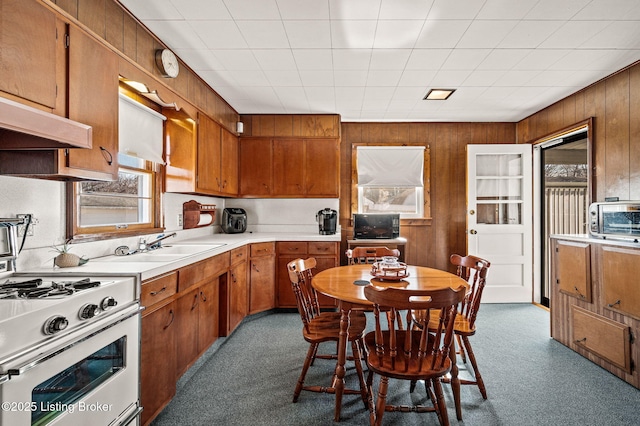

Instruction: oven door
[0,307,141,426]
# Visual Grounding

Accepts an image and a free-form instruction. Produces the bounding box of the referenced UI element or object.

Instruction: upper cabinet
[164,109,197,193]
[195,113,238,197]
[240,138,339,198]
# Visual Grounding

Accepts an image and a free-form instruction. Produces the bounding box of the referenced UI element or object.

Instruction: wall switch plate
[17,214,36,237]
[178,213,183,227]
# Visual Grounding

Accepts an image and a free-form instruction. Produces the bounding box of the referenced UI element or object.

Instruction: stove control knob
[101,296,118,311]
[79,303,100,320]
[44,316,69,335]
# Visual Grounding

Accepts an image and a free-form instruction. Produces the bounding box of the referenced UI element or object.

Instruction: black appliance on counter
[221,208,247,234]
[316,208,337,235]
[353,213,400,239]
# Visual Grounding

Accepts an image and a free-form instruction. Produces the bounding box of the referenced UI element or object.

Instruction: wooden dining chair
[346,246,401,264]
[363,284,467,426]
[412,254,491,420]
[286,258,369,408]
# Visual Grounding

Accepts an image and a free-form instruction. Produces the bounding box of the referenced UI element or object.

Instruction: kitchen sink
[150,244,225,254]
[96,254,189,263]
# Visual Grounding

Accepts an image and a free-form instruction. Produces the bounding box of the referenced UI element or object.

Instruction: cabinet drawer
[309,241,337,256]
[571,306,631,373]
[230,245,248,266]
[141,272,177,307]
[179,253,230,292]
[251,242,275,257]
[277,241,307,255]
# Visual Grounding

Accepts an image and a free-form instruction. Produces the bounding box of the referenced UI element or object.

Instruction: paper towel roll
[198,213,213,226]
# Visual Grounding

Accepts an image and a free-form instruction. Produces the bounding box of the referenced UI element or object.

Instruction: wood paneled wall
[341,122,516,271]
[49,0,239,132]
[517,61,640,202]
[239,114,340,138]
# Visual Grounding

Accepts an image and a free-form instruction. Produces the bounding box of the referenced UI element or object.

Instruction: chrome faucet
[140,232,177,251]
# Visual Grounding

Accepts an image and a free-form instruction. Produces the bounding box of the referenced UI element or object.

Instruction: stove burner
[0,278,101,299]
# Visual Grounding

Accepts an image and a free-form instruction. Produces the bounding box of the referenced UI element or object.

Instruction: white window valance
[357,146,425,187]
[118,94,166,164]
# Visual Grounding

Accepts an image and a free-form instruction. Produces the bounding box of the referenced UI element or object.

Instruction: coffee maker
[316,208,337,235]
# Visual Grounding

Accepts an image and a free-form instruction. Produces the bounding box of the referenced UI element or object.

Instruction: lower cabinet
[550,236,639,389]
[249,242,276,314]
[277,241,338,308]
[221,246,249,336]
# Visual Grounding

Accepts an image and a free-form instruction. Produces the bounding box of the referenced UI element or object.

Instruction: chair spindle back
[287,257,320,333]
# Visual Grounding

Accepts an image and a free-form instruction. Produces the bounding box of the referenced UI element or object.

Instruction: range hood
[0,96,92,150]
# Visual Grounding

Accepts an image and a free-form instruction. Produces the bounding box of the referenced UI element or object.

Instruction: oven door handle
[5,307,142,379]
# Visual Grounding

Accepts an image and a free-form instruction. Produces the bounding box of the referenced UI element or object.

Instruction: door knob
[469,229,477,235]
[469,209,475,215]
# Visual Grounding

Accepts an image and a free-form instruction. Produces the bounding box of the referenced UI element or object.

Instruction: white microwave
[588,201,640,241]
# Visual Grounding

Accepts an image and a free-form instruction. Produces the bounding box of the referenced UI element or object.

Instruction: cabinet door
[228,260,248,333]
[277,255,299,308]
[273,139,304,195]
[198,278,220,353]
[141,301,176,426]
[304,138,339,197]
[66,25,119,179]
[555,240,591,302]
[0,0,59,110]
[196,113,222,194]
[220,128,238,195]
[165,109,196,193]
[240,138,272,195]
[601,246,640,319]
[176,287,200,376]
[249,255,276,314]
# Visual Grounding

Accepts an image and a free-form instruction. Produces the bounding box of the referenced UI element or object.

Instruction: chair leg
[366,370,376,426]
[351,340,369,409]
[448,341,463,421]
[462,336,487,399]
[374,376,389,426]
[293,343,317,402]
[433,378,450,426]
[456,334,467,363]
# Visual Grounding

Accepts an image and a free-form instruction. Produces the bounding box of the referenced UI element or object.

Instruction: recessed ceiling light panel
[424,89,456,100]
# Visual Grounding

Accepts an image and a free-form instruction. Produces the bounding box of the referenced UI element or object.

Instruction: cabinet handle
[200,291,207,303]
[575,337,587,344]
[573,286,586,299]
[231,272,237,284]
[216,177,221,189]
[252,263,260,273]
[191,293,199,310]
[99,146,113,165]
[607,299,621,308]
[288,247,299,251]
[164,309,175,330]
[150,286,166,296]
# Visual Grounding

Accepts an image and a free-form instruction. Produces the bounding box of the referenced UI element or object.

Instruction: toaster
[221,208,247,234]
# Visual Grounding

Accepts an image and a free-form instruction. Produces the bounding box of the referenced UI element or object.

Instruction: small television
[353,214,400,239]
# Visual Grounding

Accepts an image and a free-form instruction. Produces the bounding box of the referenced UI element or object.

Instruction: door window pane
[476,154,522,177]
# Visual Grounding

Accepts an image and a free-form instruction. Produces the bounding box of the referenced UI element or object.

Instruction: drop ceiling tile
[512,49,570,70]
[405,49,452,70]
[457,20,518,48]
[414,20,471,48]
[231,70,270,86]
[394,86,431,100]
[252,49,297,70]
[263,69,303,86]
[539,21,611,49]
[441,49,491,70]
[119,0,180,20]
[332,49,372,70]
[525,70,577,86]
[305,87,336,102]
[573,0,640,20]
[378,0,433,20]
[144,21,207,50]
[276,0,330,19]
[223,0,281,19]
[236,21,289,48]
[190,21,248,49]
[499,21,565,49]
[170,0,231,19]
[364,86,396,100]
[524,0,591,20]
[492,70,539,86]
[334,70,369,86]
[476,0,536,19]
[210,50,259,70]
[430,70,472,86]
[478,49,530,70]
[398,70,437,87]
[329,0,381,20]
[427,0,485,19]
[198,70,239,88]
[366,70,403,86]
[373,20,426,49]
[174,49,225,71]
[369,49,412,70]
[298,70,335,86]
[292,49,334,70]
[549,50,611,70]
[581,21,640,49]
[460,70,505,86]
[284,21,332,48]
[331,20,377,48]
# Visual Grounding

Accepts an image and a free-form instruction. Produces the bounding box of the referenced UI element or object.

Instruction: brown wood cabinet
[239,138,339,197]
[276,241,338,308]
[0,21,119,181]
[249,242,276,314]
[196,113,238,196]
[164,109,197,193]
[140,272,178,426]
[550,236,639,389]
[221,245,249,336]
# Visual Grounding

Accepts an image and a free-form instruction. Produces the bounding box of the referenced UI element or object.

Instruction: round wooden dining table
[312,264,469,422]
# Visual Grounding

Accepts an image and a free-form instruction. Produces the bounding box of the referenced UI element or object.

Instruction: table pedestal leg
[333,305,350,422]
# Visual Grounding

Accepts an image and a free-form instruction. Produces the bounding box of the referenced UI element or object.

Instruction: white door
[467,144,532,303]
